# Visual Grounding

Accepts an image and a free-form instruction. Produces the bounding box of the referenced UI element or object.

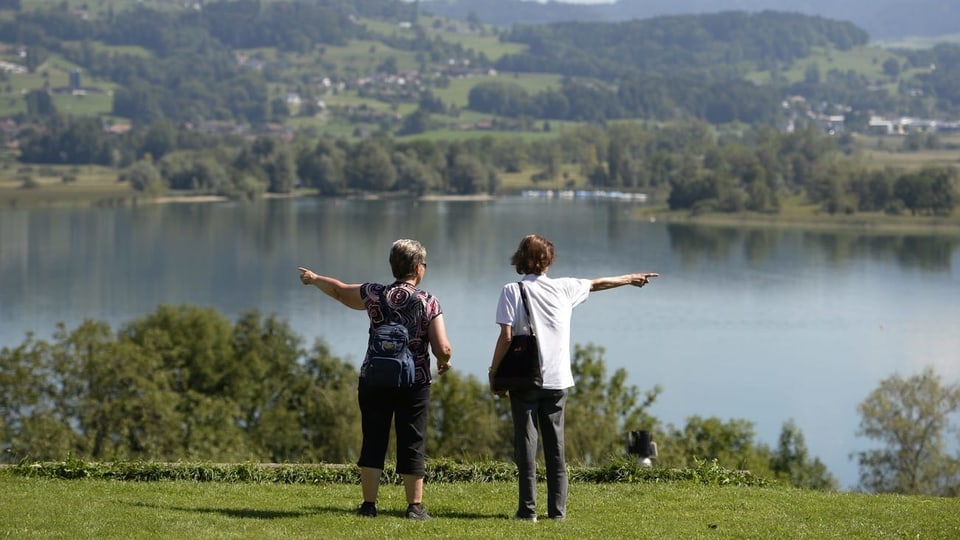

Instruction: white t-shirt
[495,274,592,390]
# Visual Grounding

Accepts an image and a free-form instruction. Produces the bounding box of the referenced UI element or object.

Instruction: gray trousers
[509,388,568,519]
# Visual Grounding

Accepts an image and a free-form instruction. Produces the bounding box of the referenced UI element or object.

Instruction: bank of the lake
[634,199,960,235]
[3,181,958,235]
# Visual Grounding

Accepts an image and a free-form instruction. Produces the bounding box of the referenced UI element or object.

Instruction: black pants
[357,382,430,476]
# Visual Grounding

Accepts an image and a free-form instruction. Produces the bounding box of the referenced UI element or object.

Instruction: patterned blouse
[360,281,443,385]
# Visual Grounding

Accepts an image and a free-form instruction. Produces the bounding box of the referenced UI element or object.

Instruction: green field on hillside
[745,44,931,87]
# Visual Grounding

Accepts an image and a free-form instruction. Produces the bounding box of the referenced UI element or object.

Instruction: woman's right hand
[298,266,317,285]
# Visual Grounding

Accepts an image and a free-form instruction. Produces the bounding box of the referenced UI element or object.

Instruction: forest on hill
[421,0,960,41]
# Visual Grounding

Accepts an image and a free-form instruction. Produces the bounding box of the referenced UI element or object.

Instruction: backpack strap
[517,281,537,338]
[377,285,400,323]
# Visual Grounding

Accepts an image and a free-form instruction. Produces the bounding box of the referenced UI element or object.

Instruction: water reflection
[665,223,956,272]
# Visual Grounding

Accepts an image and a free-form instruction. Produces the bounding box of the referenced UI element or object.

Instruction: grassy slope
[0,163,140,208]
[1,475,958,539]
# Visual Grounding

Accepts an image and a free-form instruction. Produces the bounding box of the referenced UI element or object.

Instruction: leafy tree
[297,138,348,195]
[299,341,362,463]
[533,88,569,119]
[230,311,306,461]
[55,321,180,460]
[345,138,396,191]
[123,159,165,194]
[17,116,113,165]
[854,367,960,495]
[393,151,442,195]
[467,81,532,117]
[0,332,78,461]
[418,90,446,114]
[24,89,56,118]
[894,167,958,216]
[657,416,770,474]
[158,152,231,193]
[770,419,838,491]
[112,80,164,124]
[265,146,298,194]
[428,372,511,460]
[119,305,253,461]
[397,108,431,136]
[566,343,661,464]
[849,168,896,212]
[140,119,178,161]
[883,58,901,79]
[445,151,489,195]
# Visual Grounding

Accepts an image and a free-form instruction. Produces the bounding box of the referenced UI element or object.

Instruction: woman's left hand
[437,359,452,375]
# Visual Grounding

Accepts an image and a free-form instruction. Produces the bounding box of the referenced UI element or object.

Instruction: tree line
[16,113,953,217]
[0,305,832,491]
[467,77,785,124]
[4,305,958,494]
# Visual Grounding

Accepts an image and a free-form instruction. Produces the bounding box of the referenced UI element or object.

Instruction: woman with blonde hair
[300,238,452,520]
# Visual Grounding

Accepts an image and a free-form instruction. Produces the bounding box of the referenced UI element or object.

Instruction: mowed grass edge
[1,474,958,539]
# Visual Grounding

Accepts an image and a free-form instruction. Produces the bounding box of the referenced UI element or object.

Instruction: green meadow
[2,474,958,539]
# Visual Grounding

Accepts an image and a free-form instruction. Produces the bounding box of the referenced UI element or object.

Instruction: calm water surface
[2,197,958,489]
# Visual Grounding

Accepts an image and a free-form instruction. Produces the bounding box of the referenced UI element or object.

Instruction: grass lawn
[1,475,958,539]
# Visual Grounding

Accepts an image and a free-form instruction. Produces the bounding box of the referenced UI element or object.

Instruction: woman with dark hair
[299,238,453,520]
[489,234,658,522]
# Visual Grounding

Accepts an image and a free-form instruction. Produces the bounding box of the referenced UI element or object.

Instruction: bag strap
[377,285,399,322]
[517,281,537,338]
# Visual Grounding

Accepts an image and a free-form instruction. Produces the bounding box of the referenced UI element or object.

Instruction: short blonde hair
[390,239,427,280]
[511,234,554,275]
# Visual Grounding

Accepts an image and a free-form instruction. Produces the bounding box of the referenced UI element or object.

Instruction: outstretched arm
[298,266,365,310]
[590,272,659,292]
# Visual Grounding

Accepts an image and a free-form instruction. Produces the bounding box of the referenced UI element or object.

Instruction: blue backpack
[364,287,416,388]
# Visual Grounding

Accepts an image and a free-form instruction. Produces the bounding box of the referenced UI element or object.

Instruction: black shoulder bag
[491,281,543,392]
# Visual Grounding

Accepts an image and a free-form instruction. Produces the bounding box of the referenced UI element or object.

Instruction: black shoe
[406,503,433,521]
[357,502,377,518]
[513,512,538,523]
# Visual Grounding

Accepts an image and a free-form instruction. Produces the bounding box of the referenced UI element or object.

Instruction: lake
[1,196,958,489]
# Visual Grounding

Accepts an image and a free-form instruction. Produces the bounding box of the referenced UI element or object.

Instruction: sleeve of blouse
[495,284,517,326]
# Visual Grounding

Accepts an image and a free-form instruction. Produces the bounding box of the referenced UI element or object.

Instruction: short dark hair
[511,234,554,275]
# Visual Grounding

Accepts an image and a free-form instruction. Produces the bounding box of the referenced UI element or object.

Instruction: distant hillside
[493,11,868,80]
[420,0,960,41]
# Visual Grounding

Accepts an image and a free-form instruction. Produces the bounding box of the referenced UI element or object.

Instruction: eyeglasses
[420,262,428,268]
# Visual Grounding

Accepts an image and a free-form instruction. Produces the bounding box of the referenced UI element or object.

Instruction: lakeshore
[1,181,958,234]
